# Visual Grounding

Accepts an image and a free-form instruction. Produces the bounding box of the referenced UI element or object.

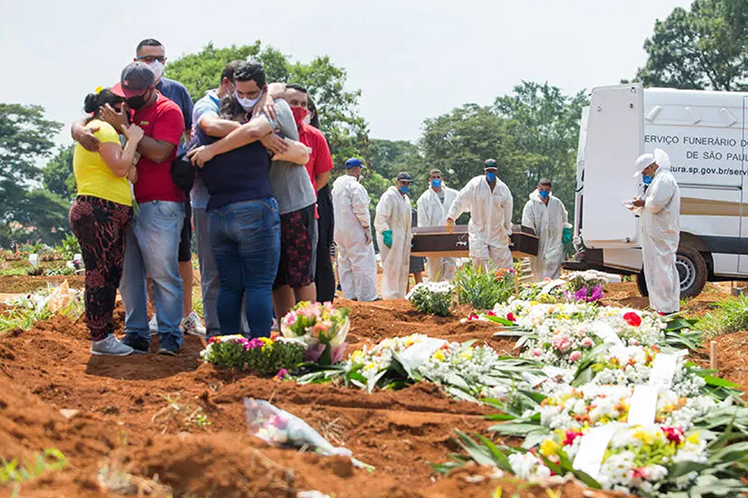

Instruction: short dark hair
[218,96,246,122]
[307,96,321,129]
[233,60,266,88]
[83,89,124,120]
[429,169,442,177]
[538,178,552,187]
[286,83,308,93]
[221,60,241,85]
[136,38,163,52]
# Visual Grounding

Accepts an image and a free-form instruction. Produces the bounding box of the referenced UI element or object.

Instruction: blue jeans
[120,200,185,345]
[208,198,280,338]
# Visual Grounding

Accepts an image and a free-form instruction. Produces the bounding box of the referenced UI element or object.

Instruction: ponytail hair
[82,88,124,121]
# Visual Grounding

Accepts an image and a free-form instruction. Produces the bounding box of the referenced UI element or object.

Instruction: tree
[495,82,587,218]
[165,42,368,168]
[636,0,748,90]
[42,145,76,200]
[0,104,69,245]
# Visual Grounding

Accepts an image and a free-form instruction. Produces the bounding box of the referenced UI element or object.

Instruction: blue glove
[562,227,572,244]
[383,230,393,248]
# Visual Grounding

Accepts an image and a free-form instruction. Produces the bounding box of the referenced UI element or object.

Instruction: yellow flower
[260,337,273,346]
[365,363,377,371]
[540,439,559,457]
[687,431,701,445]
[432,349,446,362]
[633,428,656,445]
[351,350,364,364]
[459,350,473,361]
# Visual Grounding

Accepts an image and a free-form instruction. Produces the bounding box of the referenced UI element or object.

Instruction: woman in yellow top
[69,88,144,356]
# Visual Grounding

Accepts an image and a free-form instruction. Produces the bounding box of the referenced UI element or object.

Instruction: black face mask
[126,90,150,110]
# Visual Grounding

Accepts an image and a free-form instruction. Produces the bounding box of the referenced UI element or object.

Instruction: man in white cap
[332,158,378,301]
[522,178,571,281]
[446,159,514,271]
[375,172,413,299]
[630,149,681,313]
[416,169,458,281]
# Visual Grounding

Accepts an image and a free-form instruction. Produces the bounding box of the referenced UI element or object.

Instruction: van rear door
[581,84,643,249]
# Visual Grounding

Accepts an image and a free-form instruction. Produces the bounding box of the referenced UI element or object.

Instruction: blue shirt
[189,89,222,209]
[156,77,193,156]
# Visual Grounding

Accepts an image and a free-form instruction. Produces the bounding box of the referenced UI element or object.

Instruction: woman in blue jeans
[189,97,281,338]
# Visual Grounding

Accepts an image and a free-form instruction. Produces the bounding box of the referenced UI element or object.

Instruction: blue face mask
[399,185,410,195]
[642,174,653,185]
[485,171,497,183]
[539,189,550,199]
[431,178,442,188]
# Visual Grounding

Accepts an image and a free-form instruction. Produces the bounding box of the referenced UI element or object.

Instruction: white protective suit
[374,186,412,299]
[417,185,459,281]
[521,190,570,282]
[447,176,514,271]
[639,168,681,313]
[331,175,378,301]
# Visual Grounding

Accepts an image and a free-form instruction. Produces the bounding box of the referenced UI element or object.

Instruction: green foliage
[201,337,306,375]
[56,234,81,260]
[407,282,454,317]
[697,294,748,338]
[42,145,76,200]
[453,263,515,310]
[0,448,67,485]
[636,0,748,90]
[165,42,368,168]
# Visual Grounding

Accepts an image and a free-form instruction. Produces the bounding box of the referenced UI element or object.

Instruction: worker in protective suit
[331,158,378,301]
[446,159,514,271]
[521,178,571,282]
[630,149,681,313]
[417,169,459,282]
[375,172,413,299]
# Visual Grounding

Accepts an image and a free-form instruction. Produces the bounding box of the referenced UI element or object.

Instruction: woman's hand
[260,133,289,156]
[122,123,144,144]
[187,145,216,168]
[100,104,129,132]
[127,166,138,183]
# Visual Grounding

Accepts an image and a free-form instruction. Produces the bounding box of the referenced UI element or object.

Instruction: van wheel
[636,272,648,297]
[676,246,707,298]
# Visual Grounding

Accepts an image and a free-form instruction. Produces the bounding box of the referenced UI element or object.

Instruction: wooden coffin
[411,224,539,258]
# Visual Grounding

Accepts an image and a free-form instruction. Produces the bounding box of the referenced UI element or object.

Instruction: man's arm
[188,117,273,167]
[198,114,242,138]
[315,171,330,190]
[503,187,513,234]
[272,139,310,165]
[137,136,176,164]
[71,118,101,152]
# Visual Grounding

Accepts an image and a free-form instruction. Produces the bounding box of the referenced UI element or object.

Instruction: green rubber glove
[562,227,572,244]
[383,230,393,248]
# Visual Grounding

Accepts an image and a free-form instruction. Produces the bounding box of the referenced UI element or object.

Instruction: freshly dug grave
[0,281,741,497]
[0,275,86,294]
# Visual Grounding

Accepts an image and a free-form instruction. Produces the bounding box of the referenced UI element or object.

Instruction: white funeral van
[568,83,748,298]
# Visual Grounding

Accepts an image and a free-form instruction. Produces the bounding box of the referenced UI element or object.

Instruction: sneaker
[158,337,180,356]
[121,334,150,354]
[90,334,134,356]
[181,311,206,337]
[271,318,279,332]
[149,315,159,336]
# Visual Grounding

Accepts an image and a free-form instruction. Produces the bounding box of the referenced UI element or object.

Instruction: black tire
[635,245,707,299]
[676,245,707,298]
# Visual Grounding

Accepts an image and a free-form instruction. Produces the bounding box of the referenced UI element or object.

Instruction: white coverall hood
[639,168,681,313]
[332,174,378,301]
[374,186,413,299]
[522,190,570,282]
[417,185,459,281]
[447,175,514,270]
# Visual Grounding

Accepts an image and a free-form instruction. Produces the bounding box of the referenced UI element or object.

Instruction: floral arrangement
[281,301,350,364]
[200,335,306,375]
[563,273,607,303]
[406,281,454,316]
[453,262,515,310]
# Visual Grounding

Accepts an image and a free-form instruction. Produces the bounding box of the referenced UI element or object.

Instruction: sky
[0,0,691,144]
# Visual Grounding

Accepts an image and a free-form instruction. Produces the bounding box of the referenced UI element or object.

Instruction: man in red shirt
[107,62,187,356]
[283,84,336,302]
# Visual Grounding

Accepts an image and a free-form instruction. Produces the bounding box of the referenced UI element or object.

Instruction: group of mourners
[67,38,682,357]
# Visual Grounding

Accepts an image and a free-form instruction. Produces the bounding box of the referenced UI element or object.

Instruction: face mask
[539,190,550,199]
[303,114,312,125]
[126,90,150,110]
[234,89,262,112]
[431,178,442,188]
[148,60,165,80]
[399,185,410,195]
[291,106,309,125]
[485,171,497,183]
[642,174,653,185]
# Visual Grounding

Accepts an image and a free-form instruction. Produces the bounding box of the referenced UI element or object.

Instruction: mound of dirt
[0,275,85,294]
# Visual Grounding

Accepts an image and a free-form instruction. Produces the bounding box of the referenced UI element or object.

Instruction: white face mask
[234,89,262,112]
[148,60,165,80]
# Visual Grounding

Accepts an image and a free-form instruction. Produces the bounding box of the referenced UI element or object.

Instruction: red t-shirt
[132,93,185,203]
[298,122,334,192]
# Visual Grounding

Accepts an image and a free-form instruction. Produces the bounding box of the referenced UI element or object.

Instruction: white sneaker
[90,334,134,356]
[181,311,206,337]
[149,315,158,336]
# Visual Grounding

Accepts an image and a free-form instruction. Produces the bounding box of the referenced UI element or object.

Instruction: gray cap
[396,172,412,182]
[112,62,155,98]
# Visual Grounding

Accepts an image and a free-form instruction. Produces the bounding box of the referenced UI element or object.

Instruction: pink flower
[661,426,685,445]
[486,310,496,317]
[631,467,650,480]
[468,313,479,321]
[581,337,594,347]
[284,311,298,327]
[629,338,640,346]
[563,430,584,446]
[506,312,516,322]
[275,368,289,380]
[552,336,572,352]
[569,351,582,362]
[623,312,642,327]
[532,348,542,357]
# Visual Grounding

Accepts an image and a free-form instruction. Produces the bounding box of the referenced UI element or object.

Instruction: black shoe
[121,334,150,354]
[158,337,180,356]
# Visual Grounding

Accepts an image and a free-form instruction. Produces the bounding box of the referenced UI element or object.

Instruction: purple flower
[588,285,604,302]
[246,338,264,350]
[275,368,289,380]
[574,287,588,301]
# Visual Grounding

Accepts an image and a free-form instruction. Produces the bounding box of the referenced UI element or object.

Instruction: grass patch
[696,294,748,339]
[1,448,67,495]
[453,262,515,311]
